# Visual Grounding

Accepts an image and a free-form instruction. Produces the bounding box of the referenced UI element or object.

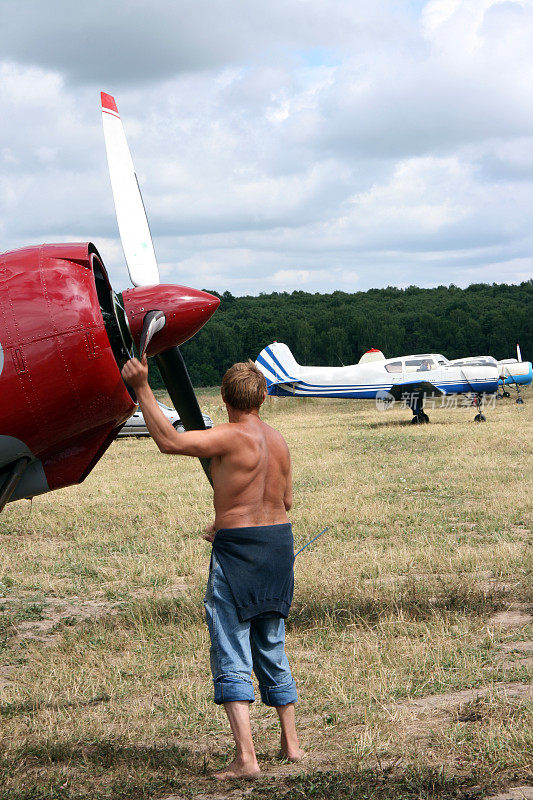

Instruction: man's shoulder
[260,420,290,451]
[214,421,254,444]
[212,422,232,432]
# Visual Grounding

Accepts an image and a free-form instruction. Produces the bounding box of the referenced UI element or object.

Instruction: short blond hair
[221,361,267,411]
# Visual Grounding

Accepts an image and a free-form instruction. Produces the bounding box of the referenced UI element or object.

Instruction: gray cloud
[0,0,398,84]
[0,0,532,295]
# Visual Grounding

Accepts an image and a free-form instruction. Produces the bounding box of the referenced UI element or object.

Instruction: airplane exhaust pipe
[0,457,30,512]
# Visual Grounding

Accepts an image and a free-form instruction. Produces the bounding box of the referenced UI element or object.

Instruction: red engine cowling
[0,243,135,500]
[122,284,220,356]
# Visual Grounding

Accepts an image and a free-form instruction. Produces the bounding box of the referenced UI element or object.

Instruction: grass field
[0,388,531,800]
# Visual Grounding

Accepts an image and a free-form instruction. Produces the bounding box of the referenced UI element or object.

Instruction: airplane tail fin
[255,342,301,388]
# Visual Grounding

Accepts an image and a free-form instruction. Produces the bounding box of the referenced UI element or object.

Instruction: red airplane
[0,93,220,511]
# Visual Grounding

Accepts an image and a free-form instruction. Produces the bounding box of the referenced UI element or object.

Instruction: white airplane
[255,342,500,423]
[449,345,532,404]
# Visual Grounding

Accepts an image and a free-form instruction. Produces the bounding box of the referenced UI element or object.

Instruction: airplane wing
[387,380,445,400]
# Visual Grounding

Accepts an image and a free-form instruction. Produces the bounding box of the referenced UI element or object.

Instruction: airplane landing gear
[410,397,429,424]
[474,394,486,422]
[499,383,524,404]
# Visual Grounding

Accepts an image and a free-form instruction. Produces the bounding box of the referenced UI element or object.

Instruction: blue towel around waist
[212,523,294,622]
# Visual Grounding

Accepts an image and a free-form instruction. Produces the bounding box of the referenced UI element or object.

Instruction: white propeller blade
[101,92,160,287]
[517,343,522,362]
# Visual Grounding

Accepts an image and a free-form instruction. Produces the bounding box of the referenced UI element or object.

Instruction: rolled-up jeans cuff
[259,679,298,707]
[213,674,255,705]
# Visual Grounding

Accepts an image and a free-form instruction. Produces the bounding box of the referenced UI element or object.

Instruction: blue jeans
[204,554,298,706]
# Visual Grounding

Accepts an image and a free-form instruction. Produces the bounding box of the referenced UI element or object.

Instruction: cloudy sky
[1,0,532,294]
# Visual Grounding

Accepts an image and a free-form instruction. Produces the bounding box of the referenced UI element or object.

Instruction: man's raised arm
[121,357,232,459]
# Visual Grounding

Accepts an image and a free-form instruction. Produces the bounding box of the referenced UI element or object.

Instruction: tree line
[147,281,533,389]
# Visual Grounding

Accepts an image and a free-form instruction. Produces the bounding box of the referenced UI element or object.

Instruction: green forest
[148,281,533,389]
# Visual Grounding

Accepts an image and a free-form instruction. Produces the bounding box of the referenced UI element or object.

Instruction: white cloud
[270,269,312,286]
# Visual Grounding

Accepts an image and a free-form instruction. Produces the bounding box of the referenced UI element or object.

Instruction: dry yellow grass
[0,388,531,799]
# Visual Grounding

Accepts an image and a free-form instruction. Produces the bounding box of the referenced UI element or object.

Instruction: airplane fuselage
[257,343,499,399]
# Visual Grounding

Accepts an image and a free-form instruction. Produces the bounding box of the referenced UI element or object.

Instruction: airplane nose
[122,284,220,356]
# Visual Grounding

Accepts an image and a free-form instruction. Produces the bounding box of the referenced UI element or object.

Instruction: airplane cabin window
[385,361,402,373]
[404,359,435,372]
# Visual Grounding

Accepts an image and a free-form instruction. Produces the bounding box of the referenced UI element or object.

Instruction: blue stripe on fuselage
[268,379,498,398]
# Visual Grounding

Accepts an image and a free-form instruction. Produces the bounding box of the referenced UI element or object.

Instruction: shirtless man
[121,357,303,779]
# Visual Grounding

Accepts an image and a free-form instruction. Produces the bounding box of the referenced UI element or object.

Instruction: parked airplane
[255,342,500,423]
[449,346,531,404]
[0,93,219,511]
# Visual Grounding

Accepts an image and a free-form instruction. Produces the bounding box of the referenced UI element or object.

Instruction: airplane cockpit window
[404,358,436,372]
[385,361,402,373]
[471,358,496,367]
[452,358,496,367]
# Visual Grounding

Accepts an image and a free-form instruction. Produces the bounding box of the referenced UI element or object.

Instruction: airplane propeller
[101,92,217,483]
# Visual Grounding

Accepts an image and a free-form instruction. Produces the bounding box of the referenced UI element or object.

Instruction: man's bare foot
[214,756,261,780]
[278,747,306,763]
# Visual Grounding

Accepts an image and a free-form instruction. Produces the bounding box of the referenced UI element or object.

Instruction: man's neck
[226,406,261,424]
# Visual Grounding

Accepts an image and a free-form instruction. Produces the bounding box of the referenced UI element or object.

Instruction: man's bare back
[120,357,292,531]
[210,412,291,530]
